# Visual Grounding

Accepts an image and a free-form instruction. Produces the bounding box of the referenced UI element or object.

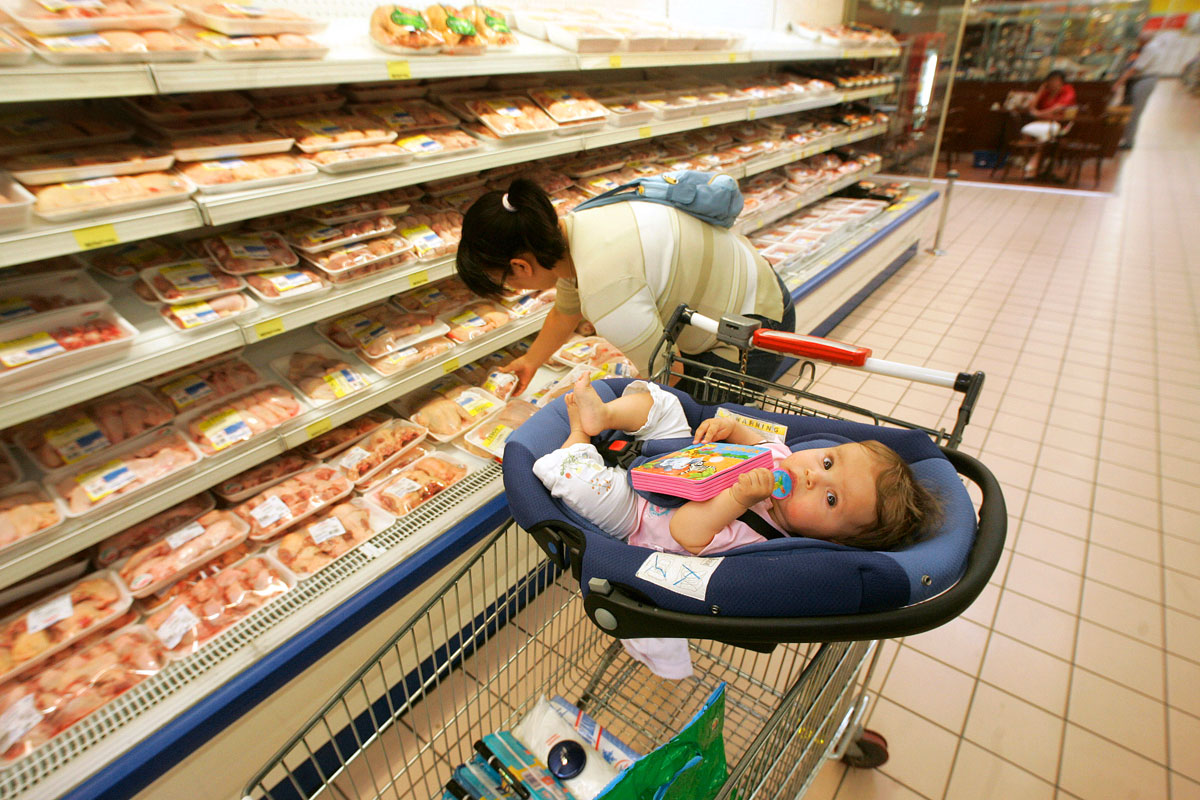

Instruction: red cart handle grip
[751,330,873,366]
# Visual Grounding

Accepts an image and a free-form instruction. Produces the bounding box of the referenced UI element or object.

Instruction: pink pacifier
[772,469,792,499]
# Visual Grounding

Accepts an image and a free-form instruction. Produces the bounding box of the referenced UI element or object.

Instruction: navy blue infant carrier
[503,379,1007,645]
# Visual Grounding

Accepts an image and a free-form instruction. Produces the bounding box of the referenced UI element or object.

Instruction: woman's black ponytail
[456,177,567,298]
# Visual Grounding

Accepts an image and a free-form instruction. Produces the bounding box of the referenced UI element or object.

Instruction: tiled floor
[794,79,1200,799]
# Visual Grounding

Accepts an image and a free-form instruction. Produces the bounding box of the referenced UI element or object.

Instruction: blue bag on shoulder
[572,170,744,228]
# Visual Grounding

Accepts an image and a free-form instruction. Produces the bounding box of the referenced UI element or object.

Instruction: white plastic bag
[513,696,619,800]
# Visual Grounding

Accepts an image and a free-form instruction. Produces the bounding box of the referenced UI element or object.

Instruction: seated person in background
[1020,70,1077,177]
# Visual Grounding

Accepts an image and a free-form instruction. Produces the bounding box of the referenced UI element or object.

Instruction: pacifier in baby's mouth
[772,469,792,499]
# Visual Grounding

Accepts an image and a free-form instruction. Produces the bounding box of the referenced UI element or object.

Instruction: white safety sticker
[634,552,723,601]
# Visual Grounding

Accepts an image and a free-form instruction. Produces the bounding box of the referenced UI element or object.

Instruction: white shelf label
[250,495,293,529]
[166,520,207,550]
[0,696,43,755]
[155,603,200,650]
[307,516,346,545]
[27,594,73,634]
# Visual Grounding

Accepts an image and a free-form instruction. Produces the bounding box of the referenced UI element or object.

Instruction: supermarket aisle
[800,79,1200,799]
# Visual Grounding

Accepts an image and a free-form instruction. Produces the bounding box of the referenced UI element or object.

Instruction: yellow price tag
[728,53,738,63]
[254,318,286,340]
[386,60,411,80]
[701,116,711,127]
[71,223,119,250]
[407,270,430,288]
[305,418,333,440]
[441,357,460,374]
[638,126,652,139]
[609,54,622,68]
[748,107,757,120]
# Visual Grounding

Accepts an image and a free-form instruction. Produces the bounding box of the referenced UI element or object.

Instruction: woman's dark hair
[456,177,567,298]
[1046,69,1067,82]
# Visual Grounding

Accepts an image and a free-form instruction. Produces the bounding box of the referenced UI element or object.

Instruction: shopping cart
[244,307,1006,800]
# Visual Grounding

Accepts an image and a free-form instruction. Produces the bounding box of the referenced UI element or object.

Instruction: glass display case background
[848,0,972,182]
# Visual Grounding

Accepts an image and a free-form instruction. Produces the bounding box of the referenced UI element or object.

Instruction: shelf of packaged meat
[739,122,887,179]
[735,163,883,238]
[0,311,544,591]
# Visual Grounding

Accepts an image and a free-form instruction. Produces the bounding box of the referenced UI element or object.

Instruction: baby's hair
[841,440,941,550]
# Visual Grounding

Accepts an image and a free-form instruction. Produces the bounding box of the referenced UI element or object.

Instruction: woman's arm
[499,305,581,394]
[670,469,775,554]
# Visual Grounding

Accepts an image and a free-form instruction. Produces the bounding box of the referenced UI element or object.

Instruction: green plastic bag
[595,683,728,800]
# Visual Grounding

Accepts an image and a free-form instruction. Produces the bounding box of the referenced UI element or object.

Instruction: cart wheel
[842,729,889,769]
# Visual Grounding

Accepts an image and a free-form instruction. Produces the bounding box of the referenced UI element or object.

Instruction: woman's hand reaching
[496,354,542,396]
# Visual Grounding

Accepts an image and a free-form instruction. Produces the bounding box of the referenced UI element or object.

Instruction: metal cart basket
[245,308,1005,800]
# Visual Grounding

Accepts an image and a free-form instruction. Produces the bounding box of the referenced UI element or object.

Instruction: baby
[534,376,938,557]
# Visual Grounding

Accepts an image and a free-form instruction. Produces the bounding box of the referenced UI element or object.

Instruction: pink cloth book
[630,443,773,501]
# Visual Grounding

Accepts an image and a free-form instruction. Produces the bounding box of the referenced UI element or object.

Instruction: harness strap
[737,510,787,540]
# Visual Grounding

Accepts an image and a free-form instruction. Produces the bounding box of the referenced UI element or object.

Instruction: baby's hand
[694,416,737,443]
[730,468,774,507]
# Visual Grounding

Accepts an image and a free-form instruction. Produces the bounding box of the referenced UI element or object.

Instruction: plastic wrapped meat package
[125,92,252,124]
[300,195,414,225]
[397,386,503,442]
[0,624,167,764]
[178,155,317,194]
[0,307,138,391]
[166,131,297,163]
[203,231,298,276]
[542,22,622,53]
[11,385,173,472]
[214,452,316,503]
[393,278,476,316]
[467,96,558,138]
[458,399,535,462]
[330,419,428,484]
[234,466,354,541]
[267,116,395,153]
[75,240,189,281]
[31,173,191,222]
[92,492,214,567]
[178,383,303,457]
[549,186,591,217]
[0,484,64,554]
[272,499,393,579]
[242,267,328,304]
[283,216,396,255]
[20,29,201,63]
[139,260,244,304]
[0,28,33,65]
[0,271,111,326]
[365,452,469,516]
[420,172,485,198]
[393,212,460,256]
[158,292,255,332]
[48,428,201,517]
[10,0,181,34]
[527,88,607,126]
[137,540,257,615]
[302,234,414,276]
[575,173,622,198]
[395,127,481,159]
[361,335,454,377]
[251,89,345,119]
[442,301,512,343]
[177,3,326,35]
[321,304,447,359]
[321,250,419,285]
[302,144,412,173]
[369,6,444,53]
[0,114,132,159]
[180,28,328,60]
[2,145,173,187]
[0,572,132,682]
[500,289,553,318]
[421,5,485,54]
[552,336,629,369]
[145,356,262,413]
[116,510,250,597]
[144,556,294,658]
[353,99,457,133]
[271,344,371,406]
[297,410,391,460]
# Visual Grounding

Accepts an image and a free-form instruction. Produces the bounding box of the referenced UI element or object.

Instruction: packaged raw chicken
[548,186,591,217]
[0,28,33,65]
[500,290,553,318]
[178,384,303,456]
[393,278,475,316]
[353,443,429,491]
[368,5,444,53]
[459,399,536,462]
[137,540,257,614]
[271,499,393,579]
[49,428,201,517]
[575,173,622,197]
[302,144,411,173]
[2,145,173,186]
[423,4,484,54]
[0,113,132,158]
[165,130,296,163]
[178,154,316,193]
[77,240,191,280]
[330,419,427,484]
[252,89,345,119]
[146,356,262,413]
[0,572,132,681]
[31,173,191,222]
[214,452,315,503]
[425,187,484,214]
[324,304,445,358]
[360,335,454,377]
[552,336,628,368]
[159,292,256,332]
[267,115,395,153]
[0,271,110,325]
[0,624,167,764]
[478,370,519,402]
[365,453,468,516]
[145,556,293,657]
[320,250,419,285]
[117,510,250,596]
[11,386,173,471]
[443,301,511,343]
[21,29,201,63]
[271,345,370,405]
[244,268,329,303]
[397,386,502,441]
[527,88,607,125]
[395,212,460,260]
[300,195,414,225]
[353,99,457,132]
[234,466,353,541]
[301,234,413,275]
[394,127,480,158]
[464,5,516,46]
[10,0,181,34]
[181,28,328,60]
[0,307,138,390]
[466,96,558,138]
[282,216,396,254]
[297,410,391,460]
[92,492,214,567]
[139,261,244,303]
[178,3,326,35]
[202,230,298,275]
[0,484,64,554]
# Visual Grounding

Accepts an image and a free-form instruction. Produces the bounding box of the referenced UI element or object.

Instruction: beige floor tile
[1040,425,1100,458]
[902,616,990,676]
[994,590,1078,660]
[1013,522,1087,574]
[1165,570,1200,615]
[1067,668,1167,763]
[1029,468,1095,509]
[804,760,848,800]
[963,683,1064,782]
[1099,437,1160,472]
[1024,493,1091,539]
[1092,485,1162,528]
[1167,609,1200,663]
[1079,579,1164,647]
[1088,512,1160,560]
[1035,446,1098,478]
[981,430,1042,465]
[944,740,1055,800]
[1166,536,1200,578]
[1170,709,1200,782]
[836,765,929,800]
[962,583,1001,627]
[867,638,902,695]
[1059,724,1169,800]
[868,697,958,799]
[1085,545,1162,602]
[1005,553,1083,612]
[980,632,1071,715]
[880,645,976,732]
[1167,655,1200,718]
[1163,505,1200,541]
[1171,772,1200,800]
[1074,620,1165,701]
[1164,477,1200,514]
[1095,459,1160,498]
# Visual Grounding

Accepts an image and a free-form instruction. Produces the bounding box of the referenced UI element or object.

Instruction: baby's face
[767,443,879,542]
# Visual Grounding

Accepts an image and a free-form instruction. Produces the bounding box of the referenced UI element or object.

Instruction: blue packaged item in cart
[548,696,640,771]
[478,731,573,800]
[449,755,515,799]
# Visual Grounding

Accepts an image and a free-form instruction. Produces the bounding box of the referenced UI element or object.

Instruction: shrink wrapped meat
[178,154,312,188]
[0,486,63,552]
[165,130,297,163]
[180,384,302,456]
[395,211,461,260]
[460,399,537,461]
[355,99,457,132]
[146,357,261,412]
[161,292,255,332]
[303,144,410,171]
[92,492,214,567]
[361,335,454,377]
[32,173,190,219]
[297,410,391,460]
[252,89,345,118]
[302,234,413,274]
[552,336,629,368]
[464,5,515,46]
[138,540,257,614]
[117,510,250,596]
[366,454,468,516]
[466,96,557,138]
[443,301,511,342]
[267,116,395,152]
[399,387,501,441]
[142,261,244,303]
[51,429,201,516]
[326,304,441,358]
[214,452,315,503]
[273,499,392,579]
[273,346,370,404]
[369,5,444,52]
[527,88,607,125]
[424,4,483,53]
[330,420,427,483]
[394,126,481,157]
[282,216,395,254]
[234,466,353,540]
[393,278,475,316]
[244,268,327,302]
[80,240,191,280]
[202,231,298,275]
[300,195,413,225]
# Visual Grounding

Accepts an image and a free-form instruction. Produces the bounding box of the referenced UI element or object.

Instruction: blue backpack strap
[573,170,744,228]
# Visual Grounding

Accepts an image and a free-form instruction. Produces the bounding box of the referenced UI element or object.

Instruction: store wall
[500,0,846,30]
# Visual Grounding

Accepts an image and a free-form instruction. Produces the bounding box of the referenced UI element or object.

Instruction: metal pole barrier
[926,169,957,256]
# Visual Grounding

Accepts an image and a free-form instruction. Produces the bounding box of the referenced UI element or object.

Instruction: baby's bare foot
[572,373,608,436]
[564,392,584,435]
